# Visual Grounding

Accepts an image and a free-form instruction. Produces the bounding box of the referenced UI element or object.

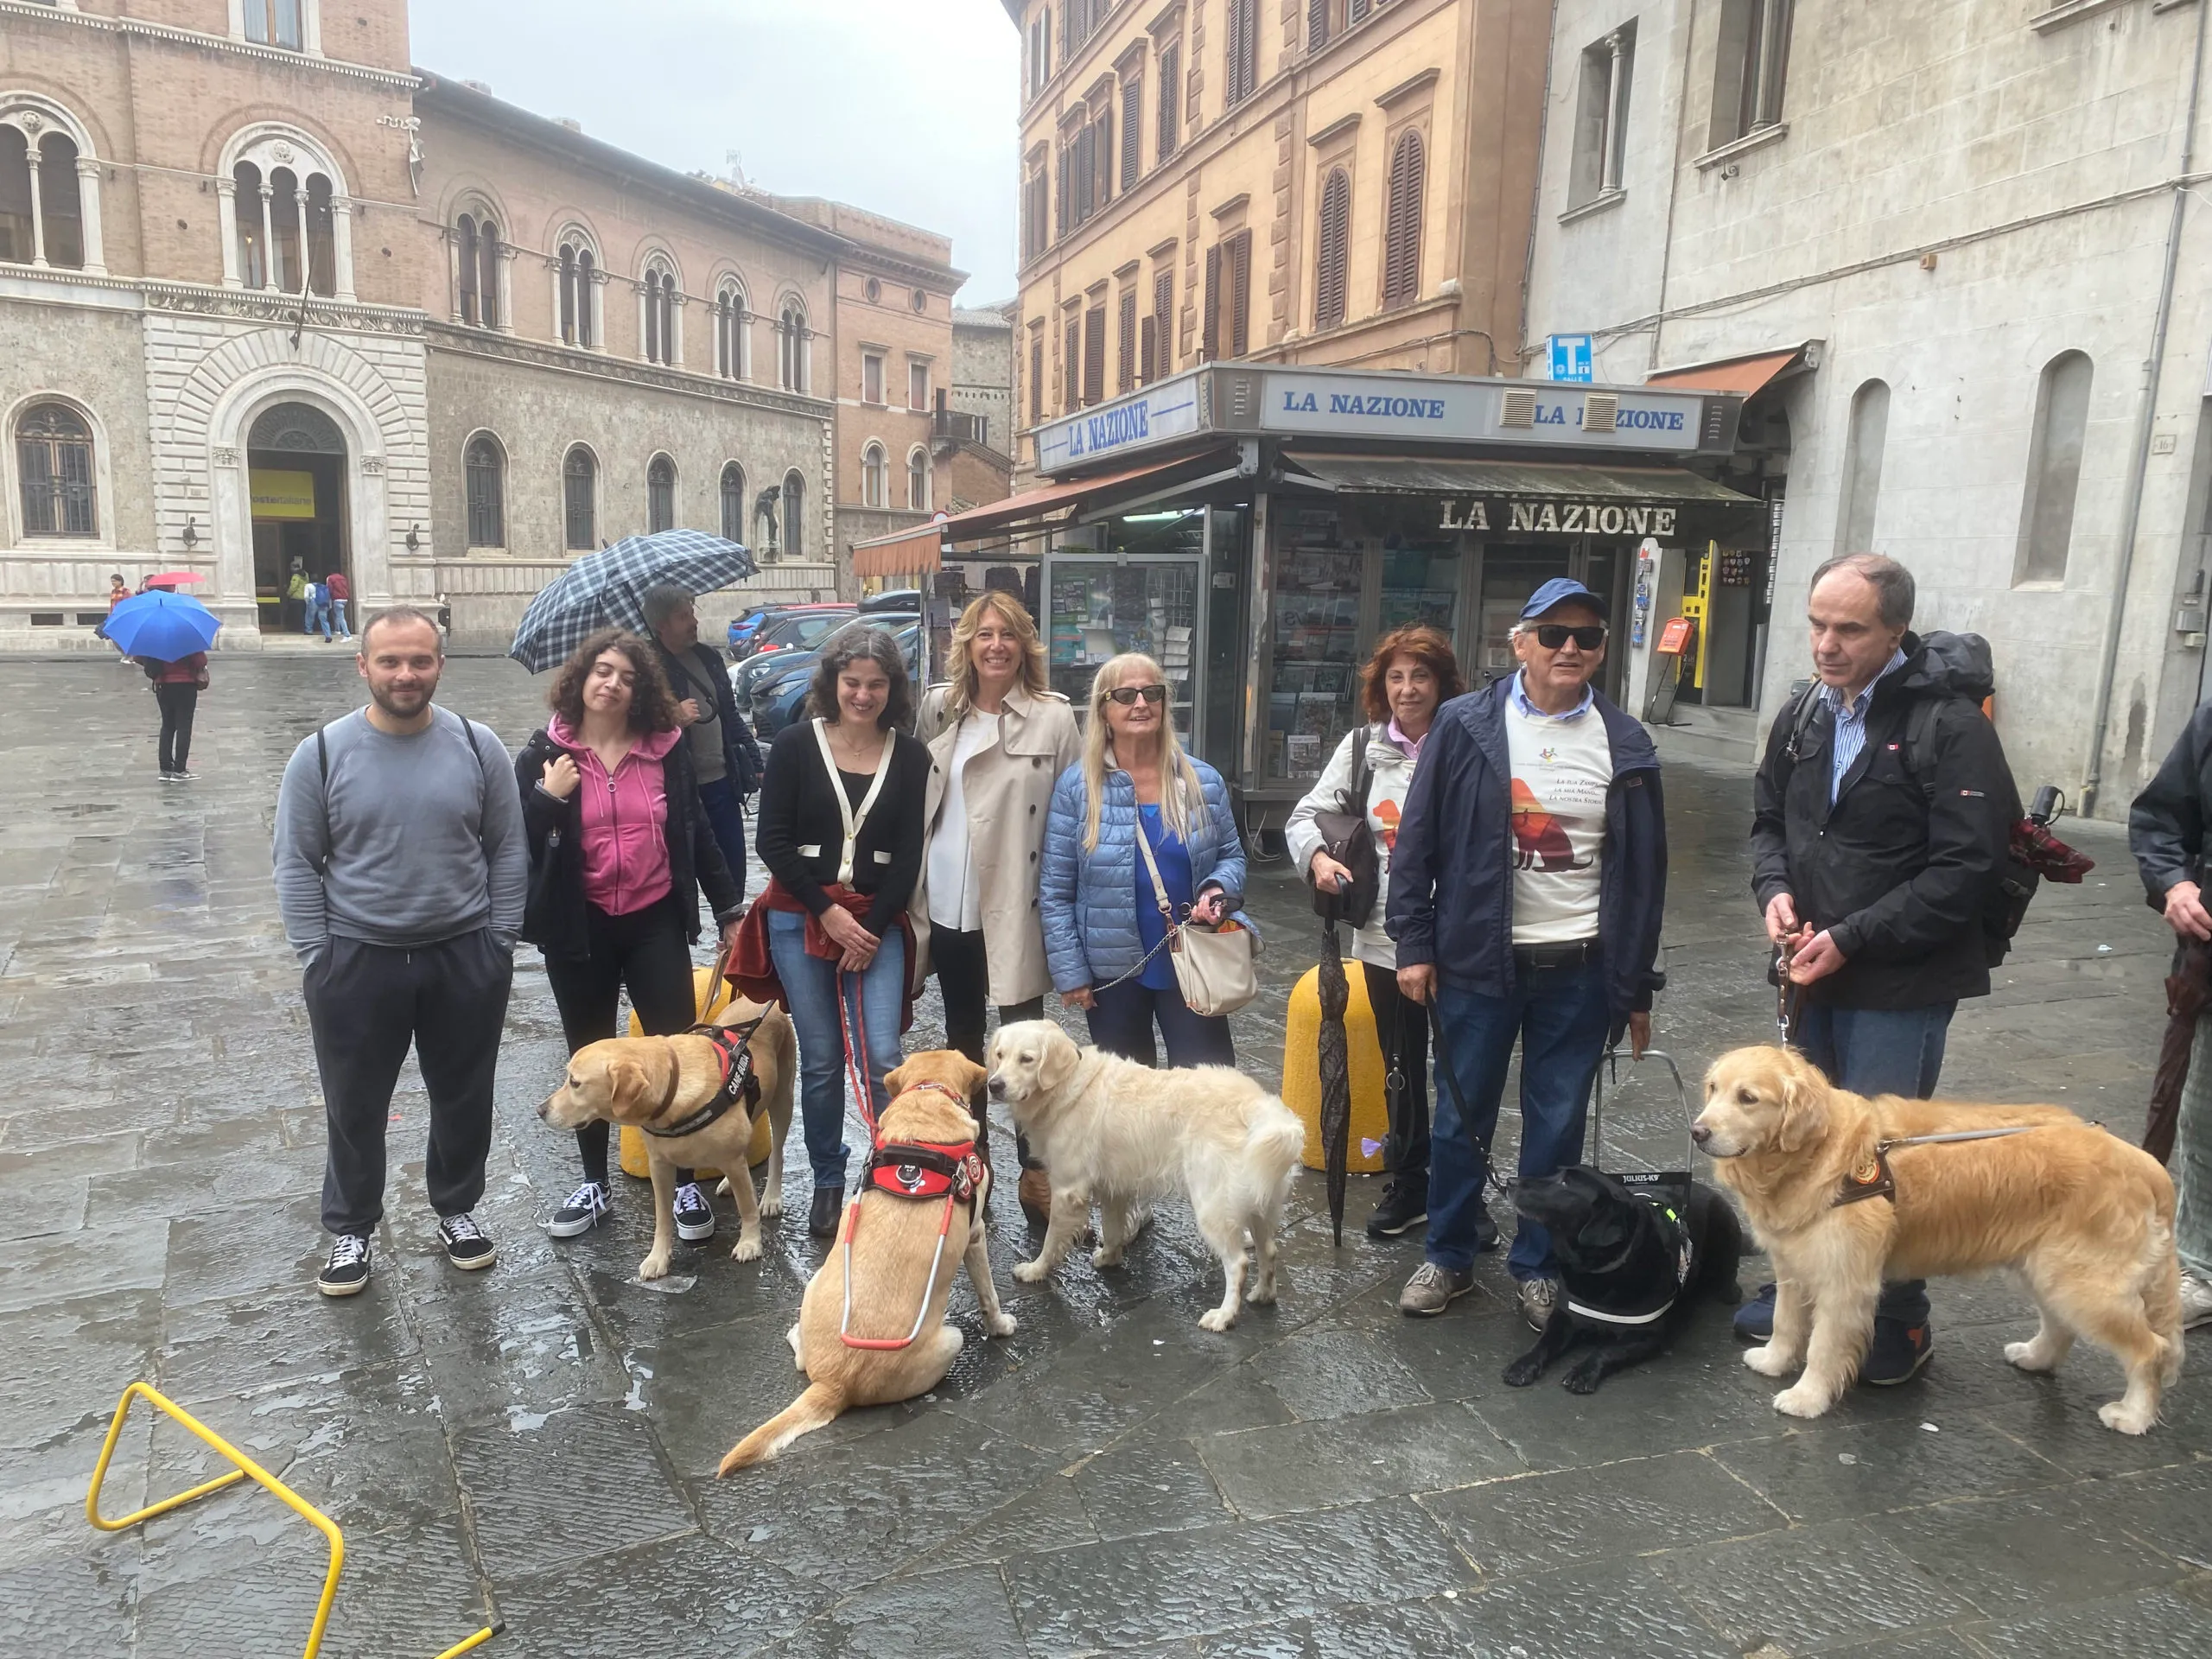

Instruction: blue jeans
[1086,978,1235,1069]
[696,776,747,889]
[1796,999,1955,1327]
[766,906,905,1189]
[328,599,349,637]
[304,600,326,637]
[1428,956,1611,1280]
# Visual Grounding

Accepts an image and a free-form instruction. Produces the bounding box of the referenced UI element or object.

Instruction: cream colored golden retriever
[719,1051,1014,1471]
[985,1019,1305,1332]
[1694,1044,2181,1433]
[537,997,794,1281]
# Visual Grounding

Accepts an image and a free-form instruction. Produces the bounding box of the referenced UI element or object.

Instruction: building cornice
[0,0,423,91]
[143,281,429,334]
[424,322,836,419]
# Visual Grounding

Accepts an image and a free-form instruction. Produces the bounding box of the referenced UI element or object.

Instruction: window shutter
[1309,0,1331,52]
[1382,130,1425,308]
[1158,43,1181,156]
[1315,169,1350,329]
[1056,144,1069,235]
[1140,314,1158,385]
[1350,0,1370,20]
[1228,232,1251,359]
[1202,243,1221,361]
[1122,79,1142,190]
[1154,270,1174,375]
[1118,289,1137,392]
[1096,110,1113,206]
[1084,305,1107,405]
[1030,338,1045,423]
[1076,122,1095,221]
[1064,319,1080,411]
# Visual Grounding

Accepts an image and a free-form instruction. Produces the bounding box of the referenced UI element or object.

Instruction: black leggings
[1363,960,1432,1178]
[929,925,1044,1168]
[155,683,198,773]
[543,895,699,1188]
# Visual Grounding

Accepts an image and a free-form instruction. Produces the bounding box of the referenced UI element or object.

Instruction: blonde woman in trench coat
[914,589,1081,1222]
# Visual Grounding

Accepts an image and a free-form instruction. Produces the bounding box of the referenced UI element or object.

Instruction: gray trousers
[2177,1017,2212,1279]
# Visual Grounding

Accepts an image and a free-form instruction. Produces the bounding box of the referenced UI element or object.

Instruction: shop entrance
[247,402,349,634]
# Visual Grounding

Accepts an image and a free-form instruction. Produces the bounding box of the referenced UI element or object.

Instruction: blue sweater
[1040,758,1249,993]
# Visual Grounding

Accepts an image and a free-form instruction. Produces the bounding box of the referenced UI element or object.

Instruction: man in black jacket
[2127,710,2212,1331]
[645,584,763,888]
[1745,553,2017,1383]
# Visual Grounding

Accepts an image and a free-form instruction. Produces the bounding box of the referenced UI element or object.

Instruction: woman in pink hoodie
[516,629,745,1246]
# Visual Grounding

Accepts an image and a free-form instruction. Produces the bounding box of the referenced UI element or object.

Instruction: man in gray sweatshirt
[274,605,527,1297]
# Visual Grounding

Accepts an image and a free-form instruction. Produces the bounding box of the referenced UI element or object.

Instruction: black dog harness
[1831,1125,2042,1208]
[643,1016,767,1139]
[1563,1182,1694,1328]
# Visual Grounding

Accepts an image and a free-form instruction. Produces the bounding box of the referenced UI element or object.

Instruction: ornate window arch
[451,194,507,328]
[777,296,810,393]
[714,276,750,381]
[720,461,747,543]
[219,125,351,299]
[563,442,598,551]
[647,453,678,534]
[906,446,930,513]
[0,95,105,274]
[551,222,601,349]
[464,431,505,549]
[14,397,101,539]
[639,251,682,367]
[861,441,887,510]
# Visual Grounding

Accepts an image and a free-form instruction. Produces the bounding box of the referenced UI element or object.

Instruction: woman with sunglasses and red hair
[1287,624,1465,1239]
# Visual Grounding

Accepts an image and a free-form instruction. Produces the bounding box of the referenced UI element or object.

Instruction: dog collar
[645,1016,766,1140]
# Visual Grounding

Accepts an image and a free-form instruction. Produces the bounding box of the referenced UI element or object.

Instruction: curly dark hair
[804,626,913,730]
[1359,624,1466,722]
[546,628,679,734]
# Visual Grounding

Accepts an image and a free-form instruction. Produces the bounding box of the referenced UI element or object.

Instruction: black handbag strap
[1344,724,1376,818]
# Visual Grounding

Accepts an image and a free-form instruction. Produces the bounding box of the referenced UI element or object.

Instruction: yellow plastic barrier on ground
[1280,963,1392,1174]
[617,961,772,1180]
[86,1380,500,1659]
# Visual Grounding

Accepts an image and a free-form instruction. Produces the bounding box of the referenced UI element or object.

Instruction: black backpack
[1777,633,2035,967]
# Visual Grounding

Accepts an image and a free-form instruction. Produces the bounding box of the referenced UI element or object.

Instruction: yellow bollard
[617,960,772,1180]
[1279,963,1393,1173]
[86,1379,500,1659]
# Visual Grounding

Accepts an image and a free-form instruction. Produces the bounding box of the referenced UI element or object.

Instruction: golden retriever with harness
[1694,1044,2181,1433]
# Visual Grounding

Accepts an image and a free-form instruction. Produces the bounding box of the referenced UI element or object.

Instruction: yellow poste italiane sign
[250,469,318,520]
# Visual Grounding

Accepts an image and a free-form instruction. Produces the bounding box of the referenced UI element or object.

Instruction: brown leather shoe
[1017,1168,1052,1225]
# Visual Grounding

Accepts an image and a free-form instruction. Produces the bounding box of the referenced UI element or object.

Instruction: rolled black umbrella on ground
[1317,918,1352,1246]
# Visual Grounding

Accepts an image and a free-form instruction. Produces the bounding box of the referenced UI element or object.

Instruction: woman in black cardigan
[515,629,745,1246]
[753,627,929,1235]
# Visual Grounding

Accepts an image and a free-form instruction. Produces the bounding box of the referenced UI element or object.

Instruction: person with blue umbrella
[103,588,222,781]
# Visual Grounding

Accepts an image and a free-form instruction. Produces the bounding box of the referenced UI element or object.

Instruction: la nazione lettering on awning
[1435,499,1681,536]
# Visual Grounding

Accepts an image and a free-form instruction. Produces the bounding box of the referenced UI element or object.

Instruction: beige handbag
[1134,810,1260,1018]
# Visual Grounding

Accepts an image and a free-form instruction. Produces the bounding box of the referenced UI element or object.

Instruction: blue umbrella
[509,528,757,672]
[103,590,221,660]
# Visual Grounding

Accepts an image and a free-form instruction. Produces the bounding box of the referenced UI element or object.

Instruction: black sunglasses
[1529,624,1607,651]
[1107,684,1169,706]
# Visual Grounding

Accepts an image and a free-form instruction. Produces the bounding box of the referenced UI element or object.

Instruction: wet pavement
[3,652,2209,1657]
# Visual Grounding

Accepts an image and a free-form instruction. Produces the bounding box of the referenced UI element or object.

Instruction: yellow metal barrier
[86,1379,502,1659]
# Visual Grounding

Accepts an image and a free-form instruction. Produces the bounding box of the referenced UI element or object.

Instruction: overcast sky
[410,0,1021,303]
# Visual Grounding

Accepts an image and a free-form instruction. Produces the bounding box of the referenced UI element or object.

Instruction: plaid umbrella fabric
[508,529,756,671]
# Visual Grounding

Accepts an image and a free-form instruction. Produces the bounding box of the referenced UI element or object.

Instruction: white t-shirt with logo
[1504,691,1612,944]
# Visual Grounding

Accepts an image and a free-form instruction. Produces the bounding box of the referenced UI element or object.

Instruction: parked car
[752,618,924,741]
[859,588,922,615]
[731,615,852,703]
[727,601,852,662]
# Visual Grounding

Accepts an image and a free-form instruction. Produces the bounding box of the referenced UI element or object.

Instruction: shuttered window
[1083,305,1107,406]
[1064,318,1081,412]
[1152,270,1173,378]
[1140,315,1159,385]
[1225,0,1259,106]
[1226,232,1251,359]
[1381,130,1426,309]
[1117,289,1138,393]
[1075,123,1096,223]
[465,435,505,548]
[1201,243,1221,361]
[1157,43,1181,157]
[1030,334,1045,423]
[1121,78,1143,190]
[1308,0,1331,52]
[1055,143,1069,235]
[1314,168,1351,330]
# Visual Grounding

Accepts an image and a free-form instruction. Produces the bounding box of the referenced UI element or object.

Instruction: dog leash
[1776,935,1804,1050]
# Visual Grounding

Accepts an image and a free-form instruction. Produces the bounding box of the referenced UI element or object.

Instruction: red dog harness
[838,1083,986,1351]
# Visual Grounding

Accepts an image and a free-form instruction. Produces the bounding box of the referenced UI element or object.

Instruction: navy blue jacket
[1386,679,1667,1014]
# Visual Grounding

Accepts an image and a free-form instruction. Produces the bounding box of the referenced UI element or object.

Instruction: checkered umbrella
[508,529,756,672]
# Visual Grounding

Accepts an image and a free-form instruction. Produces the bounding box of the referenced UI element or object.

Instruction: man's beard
[369,678,435,718]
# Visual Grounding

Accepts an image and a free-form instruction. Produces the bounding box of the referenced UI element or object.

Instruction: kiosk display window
[1265,506,1363,782]
[1046,507,1205,727]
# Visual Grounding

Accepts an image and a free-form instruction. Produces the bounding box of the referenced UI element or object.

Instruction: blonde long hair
[1082,652,1203,854]
[944,589,1050,719]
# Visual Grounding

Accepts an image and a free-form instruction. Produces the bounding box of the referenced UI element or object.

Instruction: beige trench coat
[911,681,1083,1007]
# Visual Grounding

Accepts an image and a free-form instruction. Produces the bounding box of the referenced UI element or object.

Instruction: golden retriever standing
[985,1020,1305,1333]
[1694,1044,2181,1433]
[538,998,795,1281]
[719,1051,1016,1472]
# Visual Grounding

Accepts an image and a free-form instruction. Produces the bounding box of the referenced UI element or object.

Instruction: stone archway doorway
[247,402,350,634]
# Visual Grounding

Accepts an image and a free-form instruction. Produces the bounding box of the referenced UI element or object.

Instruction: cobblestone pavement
[4,654,2210,1658]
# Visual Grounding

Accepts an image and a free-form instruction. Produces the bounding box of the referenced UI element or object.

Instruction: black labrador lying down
[1503,1166,1745,1394]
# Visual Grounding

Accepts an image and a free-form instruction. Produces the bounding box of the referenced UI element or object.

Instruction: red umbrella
[141,571,208,586]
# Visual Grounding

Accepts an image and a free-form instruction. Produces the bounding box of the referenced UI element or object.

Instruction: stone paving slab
[4,657,2210,1656]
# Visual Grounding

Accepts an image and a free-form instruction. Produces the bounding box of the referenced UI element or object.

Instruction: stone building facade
[1519,0,2212,815]
[0,0,969,647]
[1007,0,1551,480]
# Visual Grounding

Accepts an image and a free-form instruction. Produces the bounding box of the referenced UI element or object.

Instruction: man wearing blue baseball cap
[1387,576,1669,1327]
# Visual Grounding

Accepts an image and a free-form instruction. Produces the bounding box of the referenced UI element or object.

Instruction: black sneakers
[317,1234,372,1297]
[1863,1316,1935,1385]
[546,1181,610,1238]
[438,1212,496,1270]
[1365,1173,1430,1238]
[672,1182,716,1243]
[809,1186,845,1238]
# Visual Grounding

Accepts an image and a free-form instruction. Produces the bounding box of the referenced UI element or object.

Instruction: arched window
[720,461,747,543]
[906,447,930,512]
[0,123,89,270]
[1313,167,1351,330]
[1836,379,1890,555]
[715,281,748,380]
[16,402,97,537]
[779,300,809,392]
[465,435,505,548]
[2016,351,2094,586]
[861,442,887,510]
[563,445,597,550]
[782,469,805,559]
[1381,130,1426,309]
[232,152,338,296]
[456,211,500,327]
[648,454,677,534]
[557,238,599,348]
[642,263,678,366]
